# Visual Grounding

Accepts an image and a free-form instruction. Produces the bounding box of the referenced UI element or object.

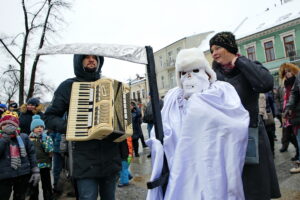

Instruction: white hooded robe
[146,81,249,200]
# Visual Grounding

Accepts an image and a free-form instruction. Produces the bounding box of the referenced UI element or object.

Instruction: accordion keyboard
[67,78,132,142]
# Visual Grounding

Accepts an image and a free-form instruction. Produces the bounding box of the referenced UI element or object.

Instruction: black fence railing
[288,49,300,61]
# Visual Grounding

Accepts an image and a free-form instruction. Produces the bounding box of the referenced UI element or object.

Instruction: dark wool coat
[286,73,300,126]
[0,133,37,180]
[19,104,44,135]
[131,106,143,140]
[44,54,122,179]
[143,99,164,124]
[213,56,281,199]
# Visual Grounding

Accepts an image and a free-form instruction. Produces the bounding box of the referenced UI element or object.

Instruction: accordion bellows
[66,78,133,142]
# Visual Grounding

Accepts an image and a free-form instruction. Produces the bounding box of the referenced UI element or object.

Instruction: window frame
[261,37,276,62]
[244,42,256,61]
[280,30,296,57]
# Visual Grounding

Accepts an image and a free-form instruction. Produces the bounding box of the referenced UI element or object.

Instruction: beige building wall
[152,31,214,98]
[130,78,148,112]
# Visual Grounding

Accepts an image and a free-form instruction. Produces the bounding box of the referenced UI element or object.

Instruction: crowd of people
[0,31,300,200]
[0,54,153,200]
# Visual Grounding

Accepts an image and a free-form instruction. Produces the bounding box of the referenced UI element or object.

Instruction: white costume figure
[146,48,250,200]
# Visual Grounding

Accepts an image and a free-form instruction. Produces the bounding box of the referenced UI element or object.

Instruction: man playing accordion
[44,55,122,200]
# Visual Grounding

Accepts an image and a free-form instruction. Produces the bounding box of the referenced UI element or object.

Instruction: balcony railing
[288,50,300,61]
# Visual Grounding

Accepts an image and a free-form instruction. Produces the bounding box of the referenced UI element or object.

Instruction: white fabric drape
[146,81,249,200]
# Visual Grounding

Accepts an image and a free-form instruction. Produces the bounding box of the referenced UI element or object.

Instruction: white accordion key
[87,88,94,127]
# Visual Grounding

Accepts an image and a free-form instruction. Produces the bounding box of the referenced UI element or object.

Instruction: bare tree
[0,0,71,105]
[0,65,20,104]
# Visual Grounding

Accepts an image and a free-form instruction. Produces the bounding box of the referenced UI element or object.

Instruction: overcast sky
[0,0,280,101]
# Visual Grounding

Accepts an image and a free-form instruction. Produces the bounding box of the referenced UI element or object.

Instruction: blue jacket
[0,133,37,180]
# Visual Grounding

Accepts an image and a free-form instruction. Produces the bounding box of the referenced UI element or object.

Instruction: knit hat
[27,98,40,106]
[30,115,45,131]
[0,103,7,110]
[9,102,18,109]
[209,31,238,54]
[0,114,19,128]
[175,48,216,88]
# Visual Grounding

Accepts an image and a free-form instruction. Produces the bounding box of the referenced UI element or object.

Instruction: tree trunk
[27,3,53,100]
[19,0,29,105]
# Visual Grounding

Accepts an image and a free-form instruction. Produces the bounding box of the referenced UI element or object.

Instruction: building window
[246,46,256,61]
[168,71,176,88]
[161,76,165,89]
[137,91,141,102]
[280,30,296,58]
[283,35,296,57]
[176,47,182,54]
[264,41,275,62]
[159,56,163,67]
[133,92,136,101]
[168,51,174,66]
[142,89,145,98]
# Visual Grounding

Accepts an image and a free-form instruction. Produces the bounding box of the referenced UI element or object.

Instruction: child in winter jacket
[0,113,40,200]
[118,137,133,187]
[29,115,54,200]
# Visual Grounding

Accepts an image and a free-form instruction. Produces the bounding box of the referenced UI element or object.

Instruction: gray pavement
[16,121,300,199]
[272,120,300,200]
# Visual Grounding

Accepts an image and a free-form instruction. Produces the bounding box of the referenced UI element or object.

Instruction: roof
[128,77,146,85]
[154,31,212,53]
[235,0,300,39]
[198,0,300,52]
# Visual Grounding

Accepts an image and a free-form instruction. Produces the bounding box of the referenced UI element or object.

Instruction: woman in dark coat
[281,63,300,173]
[19,98,44,135]
[279,63,300,161]
[130,102,143,157]
[209,31,281,200]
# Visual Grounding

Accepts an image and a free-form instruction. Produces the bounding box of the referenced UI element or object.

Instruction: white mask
[180,69,210,98]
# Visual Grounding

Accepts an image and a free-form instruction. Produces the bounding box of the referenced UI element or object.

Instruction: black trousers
[29,168,53,200]
[139,132,147,147]
[281,126,299,155]
[132,138,139,156]
[0,174,31,200]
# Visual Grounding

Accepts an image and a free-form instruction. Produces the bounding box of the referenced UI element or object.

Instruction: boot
[279,147,288,152]
[290,161,300,174]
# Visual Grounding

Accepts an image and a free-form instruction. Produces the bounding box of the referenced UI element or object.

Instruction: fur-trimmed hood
[20,103,44,114]
[279,62,299,80]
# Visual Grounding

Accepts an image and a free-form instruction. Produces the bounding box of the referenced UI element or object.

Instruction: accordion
[66,78,133,142]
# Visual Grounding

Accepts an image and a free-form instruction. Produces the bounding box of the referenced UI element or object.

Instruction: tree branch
[0,39,21,65]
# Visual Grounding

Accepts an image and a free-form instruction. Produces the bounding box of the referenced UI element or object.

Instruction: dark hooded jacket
[44,55,122,179]
[213,56,281,199]
[0,133,37,180]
